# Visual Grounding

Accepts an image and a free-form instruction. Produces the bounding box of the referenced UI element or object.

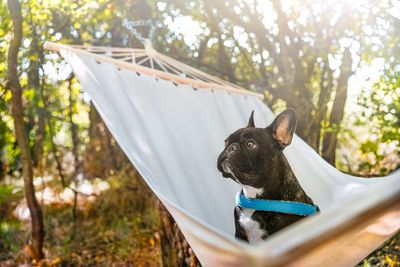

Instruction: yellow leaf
[4,90,12,101]
[51,257,61,265]
[386,255,398,267]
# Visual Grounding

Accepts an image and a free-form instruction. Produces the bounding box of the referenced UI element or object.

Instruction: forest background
[1,0,399,265]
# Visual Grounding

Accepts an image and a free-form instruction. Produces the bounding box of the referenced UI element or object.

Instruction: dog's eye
[246,140,256,149]
[224,140,228,147]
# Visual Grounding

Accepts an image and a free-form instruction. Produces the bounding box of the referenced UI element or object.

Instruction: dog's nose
[217,153,227,172]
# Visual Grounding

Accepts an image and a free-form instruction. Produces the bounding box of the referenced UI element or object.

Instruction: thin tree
[6,0,44,260]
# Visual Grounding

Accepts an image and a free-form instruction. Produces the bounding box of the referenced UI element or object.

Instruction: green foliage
[360,140,379,154]
[0,219,23,260]
[0,185,23,261]
[353,56,400,175]
[0,185,20,206]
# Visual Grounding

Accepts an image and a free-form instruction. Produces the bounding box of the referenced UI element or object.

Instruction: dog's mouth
[220,160,233,178]
[219,159,258,184]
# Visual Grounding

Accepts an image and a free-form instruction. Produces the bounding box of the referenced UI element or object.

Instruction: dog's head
[217,109,297,187]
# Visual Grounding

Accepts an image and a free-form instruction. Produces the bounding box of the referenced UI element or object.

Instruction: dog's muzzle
[221,160,232,178]
[217,153,231,178]
[218,143,241,178]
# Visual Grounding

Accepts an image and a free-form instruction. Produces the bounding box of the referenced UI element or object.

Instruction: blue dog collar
[236,192,319,216]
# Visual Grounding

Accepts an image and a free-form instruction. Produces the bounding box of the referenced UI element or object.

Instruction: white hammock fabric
[45,42,400,267]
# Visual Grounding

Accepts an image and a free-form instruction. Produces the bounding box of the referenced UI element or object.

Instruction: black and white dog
[217,109,317,243]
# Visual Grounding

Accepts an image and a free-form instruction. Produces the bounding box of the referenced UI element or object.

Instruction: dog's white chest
[239,209,266,244]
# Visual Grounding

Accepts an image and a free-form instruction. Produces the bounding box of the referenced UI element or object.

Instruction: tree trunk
[159,202,199,267]
[322,49,352,165]
[84,104,123,178]
[28,14,46,173]
[6,0,44,260]
[68,76,80,174]
[38,72,67,186]
[305,59,333,151]
[203,2,237,83]
[217,34,236,83]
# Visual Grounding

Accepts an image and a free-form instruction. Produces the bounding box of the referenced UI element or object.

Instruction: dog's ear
[269,108,297,149]
[247,110,255,128]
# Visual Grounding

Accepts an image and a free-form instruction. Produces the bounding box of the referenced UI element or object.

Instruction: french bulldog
[217,109,316,244]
